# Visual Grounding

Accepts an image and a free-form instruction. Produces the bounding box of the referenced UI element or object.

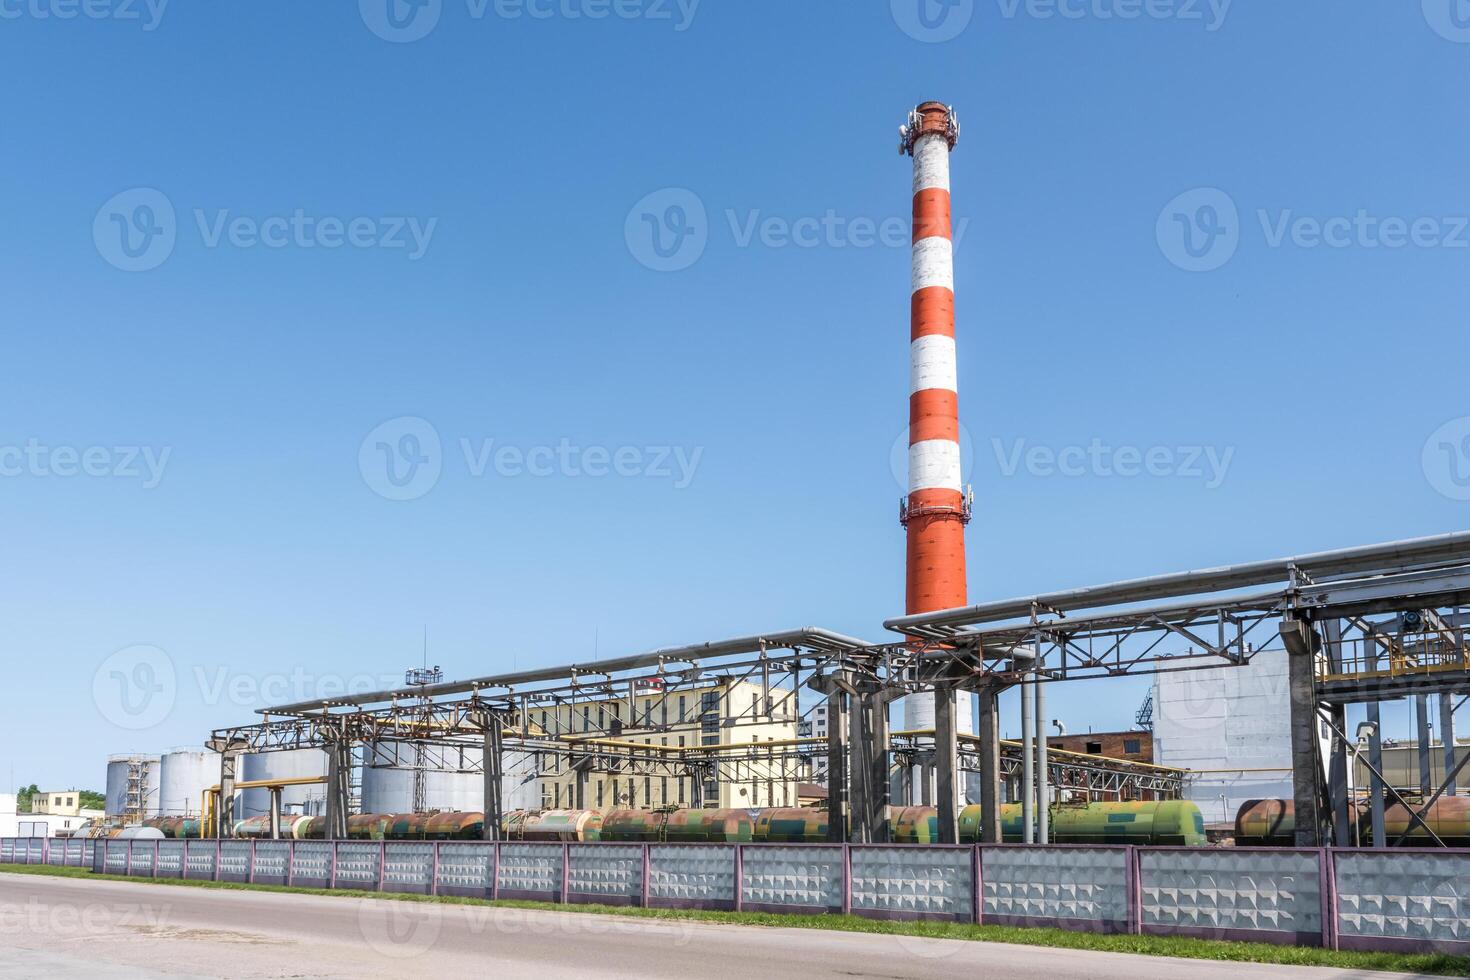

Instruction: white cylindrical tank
[239,750,327,818]
[501,750,541,812]
[361,743,483,814]
[105,755,161,818]
[158,749,220,817]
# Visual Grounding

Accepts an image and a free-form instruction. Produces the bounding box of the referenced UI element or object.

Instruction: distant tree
[16,784,39,813]
[79,790,105,811]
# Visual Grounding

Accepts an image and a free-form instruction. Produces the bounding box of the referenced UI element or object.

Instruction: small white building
[1152,650,1298,827]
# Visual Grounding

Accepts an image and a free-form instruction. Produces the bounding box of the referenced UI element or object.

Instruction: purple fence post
[1127,846,1142,936]
[125,840,133,877]
[182,839,189,880]
[490,842,500,902]
[328,841,339,890]
[378,841,387,893]
[285,841,293,888]
[154,839,161,878]
[41,838,49,866]
[248,839,257,884]
[1318,849,1336,951]
[733,845,744,913]
[430,842,440,897]
[841,844,852,917]
[971,846,983,926]
[560,842,570,904]
[215,839,222,882]
[639,844,650,908]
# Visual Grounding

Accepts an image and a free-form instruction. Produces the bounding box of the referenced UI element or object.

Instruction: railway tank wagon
[600,808,753,843]
[1236,798,1470,847]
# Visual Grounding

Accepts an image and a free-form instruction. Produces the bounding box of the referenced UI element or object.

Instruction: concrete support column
[826,687,850,843]
[976,684,1002,844]
[934,686,960,845]
[269,787,282,841]
[1035,674,1049,845]
[1282,618,1325,846]
[1020,673,1034,844]
[217,752,239,839]
[1417,695,1434,797]
[1365,628,1387,848]
[483,717,504,842]
[1328,702,1351,846]
[323,743,350,841]
[1441,694,1458,797]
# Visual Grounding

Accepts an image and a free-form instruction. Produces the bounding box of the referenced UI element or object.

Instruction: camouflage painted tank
[888,806,941,844]
[143,816,202,839]
[502,809,602,842]
[752,807,828,843]
[957,801,1206,846]
[665,808,752,842]
[231,814,312,839]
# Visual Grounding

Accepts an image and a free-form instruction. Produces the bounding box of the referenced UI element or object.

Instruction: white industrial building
[1152,650,1297,827]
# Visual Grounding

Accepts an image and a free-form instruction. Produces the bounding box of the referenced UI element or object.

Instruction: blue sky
[2,1,1468,790]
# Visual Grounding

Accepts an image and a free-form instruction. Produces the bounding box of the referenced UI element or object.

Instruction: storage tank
[158,748,220,817]
[890,806,941,844]
[753,807,828,842]
[601,808,753,843]
[114,826,165,840]
[958,801,1207,846]
[239,749,327,818]
[360,743,483,814]
[105,754,161,818]
[502,809,602,841]
[232,814,313,839]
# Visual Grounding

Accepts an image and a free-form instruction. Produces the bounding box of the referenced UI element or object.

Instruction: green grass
[2,862,1466,975]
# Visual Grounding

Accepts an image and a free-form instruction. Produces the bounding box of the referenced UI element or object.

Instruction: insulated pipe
[886,530,1470,634]
[1020,674,1034,844]
[1035,673,1049,844]
[899,102,967,618]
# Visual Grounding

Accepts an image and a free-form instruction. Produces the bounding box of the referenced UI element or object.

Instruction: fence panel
[1139,848,1323,945]
[851,845,972,922]
[127,840,155,876]
[0,838,15,863]
[647,844,736,911]
[496,843,563,901]
[91,840,106,874]
[26,839,45,865]
[104,840,128,874]
[186,841,219,879]
[218,841,252,882]
[1335,850,1470,955]
[253,841,292,885]
[567,843,643,906]
[331,842,382,889]
[383,842,435,894]
[289,841,333,887]
[981,846,1129,933]
[435,842,494,898]
[741,844,844,915]
[82,840,96,867]
[156,840,186,878]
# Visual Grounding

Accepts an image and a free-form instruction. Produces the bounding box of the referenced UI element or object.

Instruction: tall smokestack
[899,103,974,785]
[900,102,969,617]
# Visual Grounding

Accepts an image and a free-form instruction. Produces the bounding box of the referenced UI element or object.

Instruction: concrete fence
[3,837,1468,955]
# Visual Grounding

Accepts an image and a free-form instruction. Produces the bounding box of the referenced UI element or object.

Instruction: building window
[596,781,604,807]
[643,778,651,806]
[1085,741,1103,754]
[1124,739,1141,755]
[701,691,720,715]
[660,776,667,804]
[661,700,668,726]
[597,705,605,729]
[678,778,686,804]
[678,696,687,722]
[702,735,719,746]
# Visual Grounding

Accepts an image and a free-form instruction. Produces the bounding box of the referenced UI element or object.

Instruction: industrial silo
[501,750,541,812]
[158,748,220,817]
[105,754,161,819]
[239,749,327,818]
[361,743,483,814]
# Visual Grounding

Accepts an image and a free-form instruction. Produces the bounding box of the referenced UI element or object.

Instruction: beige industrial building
[525,677,799,810]
[1354,740,1469,795]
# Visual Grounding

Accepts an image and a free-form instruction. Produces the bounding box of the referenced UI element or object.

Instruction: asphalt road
[0,872,1433,980]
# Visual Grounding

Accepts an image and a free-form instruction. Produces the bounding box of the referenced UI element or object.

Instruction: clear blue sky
[2,1,1467,790]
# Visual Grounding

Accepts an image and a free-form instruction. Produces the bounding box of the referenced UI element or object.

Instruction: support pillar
[323,742,350,841]
[217,751,239,839]
[1035,673,1049,845]
[1441,694,1458,797]
[1020,673,1034,844]
[483,716,504,842]
[934,686,960,845]
[1417,695,1434,797]
[269,787,282,841]
[976,684,1002,844]
[1282,618,1326,846]
[826,686,850,843]
[1365,628,1387,847]
[1328,702,1351,846]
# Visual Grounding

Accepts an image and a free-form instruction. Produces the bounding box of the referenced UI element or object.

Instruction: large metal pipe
[1020,673,1034,844]
[887,530,1470,634]
[1035,672,1048,844]
[263,627,873,714]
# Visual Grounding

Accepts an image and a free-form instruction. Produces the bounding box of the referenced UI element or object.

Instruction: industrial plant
[11,102,1469,958]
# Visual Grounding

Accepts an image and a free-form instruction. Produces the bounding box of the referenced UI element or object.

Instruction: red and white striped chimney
[900,102,970,618]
